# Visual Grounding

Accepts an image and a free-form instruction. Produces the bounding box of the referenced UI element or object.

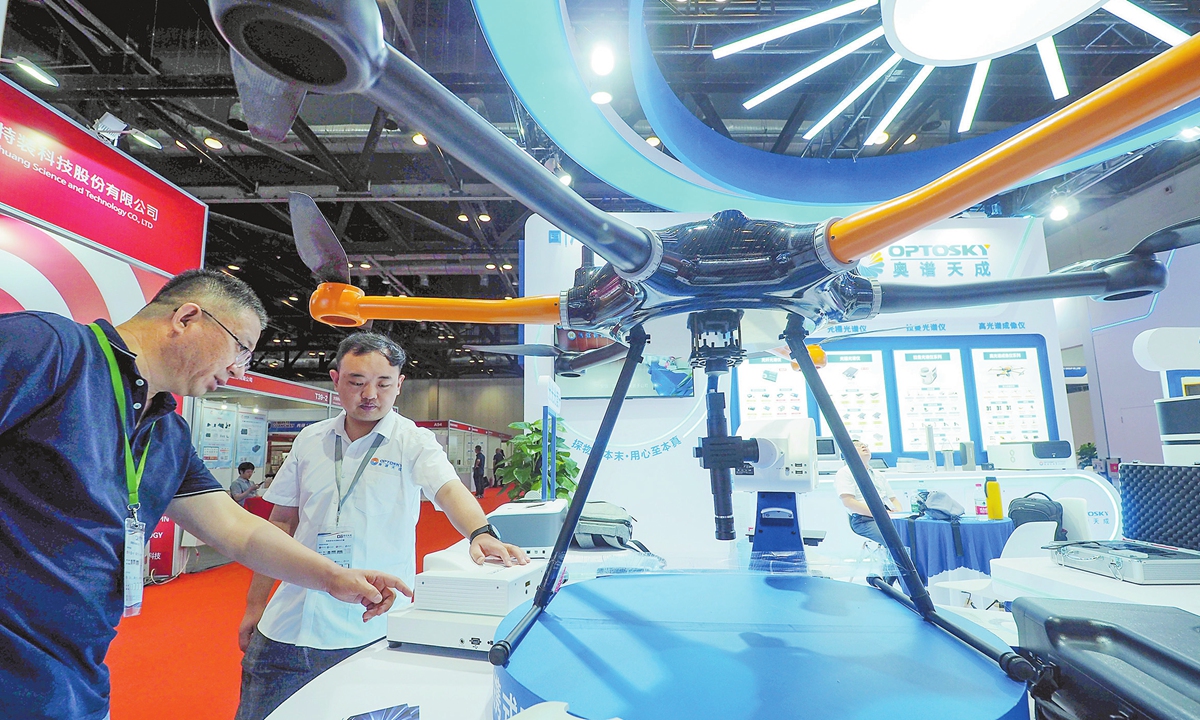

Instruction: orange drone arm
[309,283,560,326]
[827,32,1200,264]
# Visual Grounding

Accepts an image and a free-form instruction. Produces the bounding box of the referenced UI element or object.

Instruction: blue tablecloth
[891,516,1014,582]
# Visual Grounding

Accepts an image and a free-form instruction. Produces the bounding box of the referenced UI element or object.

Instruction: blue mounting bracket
[752,491,804,553]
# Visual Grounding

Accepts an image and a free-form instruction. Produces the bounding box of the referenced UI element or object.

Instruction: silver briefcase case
[1053,540,1200,585]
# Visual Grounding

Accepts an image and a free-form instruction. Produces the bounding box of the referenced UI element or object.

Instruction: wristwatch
[469,523,501,543]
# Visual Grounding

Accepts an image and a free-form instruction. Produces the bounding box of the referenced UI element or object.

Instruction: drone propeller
[1129,216,1200,256]
[229,49,306,143]
[288,193,351,284]
[464,343,562,358]
[464,341,629,376]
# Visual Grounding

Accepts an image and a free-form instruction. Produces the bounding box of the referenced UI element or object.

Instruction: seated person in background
[230,462,261,506]
[835,440,904,545]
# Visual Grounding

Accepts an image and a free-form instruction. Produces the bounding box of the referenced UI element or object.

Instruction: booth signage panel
[972,348,1050,446]
[819,351,892,453]
[894,350,970,451]
[235,410,268,468]
[225,373,332,405]
[0,77,205,274]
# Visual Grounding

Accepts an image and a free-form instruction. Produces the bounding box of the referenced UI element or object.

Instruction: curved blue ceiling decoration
[476,0,1200,215]
[629,0,1200,204]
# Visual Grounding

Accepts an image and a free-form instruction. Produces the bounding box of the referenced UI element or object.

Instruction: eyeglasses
[200,308,253,369]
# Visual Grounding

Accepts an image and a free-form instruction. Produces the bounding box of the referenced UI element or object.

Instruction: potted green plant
[1076,442,1098,469]
[497,419,580,500]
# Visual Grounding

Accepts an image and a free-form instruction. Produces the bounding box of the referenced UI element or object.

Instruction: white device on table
[387,543,546,655]
[486,498,568,558]
[987,441,1074,470]
[814,436,842,475]
[732,417,818,493]
[1053,540,1200,585]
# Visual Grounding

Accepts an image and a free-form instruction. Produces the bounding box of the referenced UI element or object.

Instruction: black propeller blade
[288,192,351,285]
[1129,215,1200,256]
[463,343,562,357]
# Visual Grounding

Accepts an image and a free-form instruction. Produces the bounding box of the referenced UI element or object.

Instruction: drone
[210,1,1200,717]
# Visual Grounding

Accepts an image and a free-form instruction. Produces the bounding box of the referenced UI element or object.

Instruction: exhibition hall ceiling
[2,0,1199,379]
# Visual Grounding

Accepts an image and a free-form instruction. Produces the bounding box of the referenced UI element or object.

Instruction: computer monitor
[815,437,837,457]
[869,458,889,470]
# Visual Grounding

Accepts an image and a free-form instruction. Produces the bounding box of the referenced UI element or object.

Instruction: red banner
[147,516,178,578]
[0,76,205,274]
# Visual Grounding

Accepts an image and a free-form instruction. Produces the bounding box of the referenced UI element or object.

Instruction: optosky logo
[887,243,990,258]
[369,457,403,473]
[857,251,885,278]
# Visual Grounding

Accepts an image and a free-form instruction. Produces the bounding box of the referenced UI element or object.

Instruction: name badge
[316,528,354,569]
[123,517,146,618]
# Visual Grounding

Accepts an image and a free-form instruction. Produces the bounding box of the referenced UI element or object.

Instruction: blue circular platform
[494,573,1027,720]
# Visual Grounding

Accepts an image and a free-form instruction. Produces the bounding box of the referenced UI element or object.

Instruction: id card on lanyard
[316,433,386,568]
[89,324,156,618]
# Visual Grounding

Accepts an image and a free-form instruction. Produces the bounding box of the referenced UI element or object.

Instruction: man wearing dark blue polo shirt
[0,269,411,720]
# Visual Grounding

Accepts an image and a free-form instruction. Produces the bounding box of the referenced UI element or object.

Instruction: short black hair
[335,331,406,370]
[238,462,255,473]
[149,269,269,328]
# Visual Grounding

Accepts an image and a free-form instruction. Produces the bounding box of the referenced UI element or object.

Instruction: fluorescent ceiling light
[744,26,886,110]
[10,56,59,87]
[803,53,901,140]
[591,44,615,75]
[864,64,934,146]
[128,128,163,149]
[1102,0,1190,46]
[958,59,991,133]
[713,0,878,60]
[1036,37,1069,100]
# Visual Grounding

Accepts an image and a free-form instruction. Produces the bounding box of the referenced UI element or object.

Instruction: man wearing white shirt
[235,332,528,720]
[834,440,903,545]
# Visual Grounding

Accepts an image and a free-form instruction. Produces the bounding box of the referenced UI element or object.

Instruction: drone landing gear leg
[781,315,1037,683]
[489,325,649,667]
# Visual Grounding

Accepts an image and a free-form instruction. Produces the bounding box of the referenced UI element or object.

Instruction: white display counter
[990,556,1200,615]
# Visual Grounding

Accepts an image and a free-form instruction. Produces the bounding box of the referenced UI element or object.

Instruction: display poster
[817,350,892,453]
[736,356,807,421]
[972,348,1050,446]
[200,404,236,469]
[235,410,268,468]
[894,349,970,451]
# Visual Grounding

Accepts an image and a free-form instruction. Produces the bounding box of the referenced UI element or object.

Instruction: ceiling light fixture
[486,263,498,270]
[591,44,615,76]
[502,263,513,270]
[504,296,513,300]
[1102,0,1190,46]
[590,91,613,105]
[1049,204,1070,221]
[457,213,469,222]
[646,136,661,147]
[1036,37,1069,100]
[1179,126,1200,141]
[127,129,163,150]
[359,262,371,269]
[864,64,934,146]
[272,338,282,343]
[412,132,428,146]
[714,0,878,60]
[203,136,223,150]
[2,56,59,86]
[958,59,992,133]
[802,53,901,140]
[744,26,885,110]
[175,140,187,150]
[289,295,300,301]
[558,172,572,186]
[904,134,917,145]
[227,263,240,270]
[478,213,491,222]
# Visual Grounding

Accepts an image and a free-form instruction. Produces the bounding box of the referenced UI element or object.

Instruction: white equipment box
[387,543,545,654]
[487,498,568,558]
[987,441,1074,470]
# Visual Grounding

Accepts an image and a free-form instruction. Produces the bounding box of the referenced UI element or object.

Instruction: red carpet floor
[106,486,512,720]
